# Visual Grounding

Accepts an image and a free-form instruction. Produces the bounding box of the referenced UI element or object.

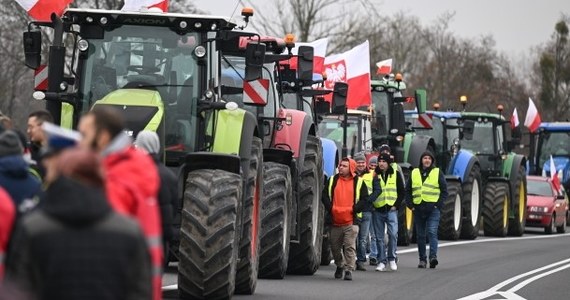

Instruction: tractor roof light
[460,95,468,103]
[241,7,254,17]
[284,33,295,53]
[497,104,504,113]
[433,102,441,111]
[395,73,403,82]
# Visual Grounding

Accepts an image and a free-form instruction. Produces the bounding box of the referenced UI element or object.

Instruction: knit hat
[134,130,160,154]
[368,155,378,165]
[420,150,435,167]
[0,130,23,157]
[378,144,391,154]
[353,152,366,162]
[378,152,392,164]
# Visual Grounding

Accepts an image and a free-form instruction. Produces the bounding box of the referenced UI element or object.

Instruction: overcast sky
[192,0,569,57]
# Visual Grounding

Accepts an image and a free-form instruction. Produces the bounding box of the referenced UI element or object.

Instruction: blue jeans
[369,220,377,259]
[357,211,372,262]
[414,207,440,262]
[372,209,398,264]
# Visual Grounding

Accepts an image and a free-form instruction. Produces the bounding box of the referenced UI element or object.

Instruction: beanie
[378,144,391,154]
[0,130,23,157]
[353,152,366,162]
[378,152,392,164]
[134,130,160,154]
[368,155,378,164]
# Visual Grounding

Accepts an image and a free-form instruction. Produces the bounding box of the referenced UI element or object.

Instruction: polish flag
[510,107,520,129]
[524,97,541,133]
[15,0,74,21]
[550,155,562,193]
[324,41,371,109]
[376,58,393,75]
[122,0,169,12]
[288,38,328,75]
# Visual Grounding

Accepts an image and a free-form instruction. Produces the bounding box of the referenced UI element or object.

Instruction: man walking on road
[406,151,447,269]
[321,158,370,280]
[371,152,405,272]
[357,154,380,271]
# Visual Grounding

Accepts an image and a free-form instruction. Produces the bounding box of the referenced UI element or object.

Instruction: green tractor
[24,8,271,299]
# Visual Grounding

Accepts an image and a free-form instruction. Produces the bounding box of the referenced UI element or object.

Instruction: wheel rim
[406,207,413,230]
[503,195,508,228]
[471,178,480,226]
[454,193,462,230]
[518,179,525,222]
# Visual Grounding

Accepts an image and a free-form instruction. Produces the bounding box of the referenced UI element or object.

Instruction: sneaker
[356,261,367,271]
[375,262,386,272]
[335,267,343,279]
[418,261,427,268]
[429,258,438,269]
[344,271,352,281]
[389,260,398,271]
[369,257,378,266]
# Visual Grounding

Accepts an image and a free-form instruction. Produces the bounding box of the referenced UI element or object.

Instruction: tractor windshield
[319,117,359,157]
[538,131,570,167]
[460,119,495,154]
[371,91,389,136]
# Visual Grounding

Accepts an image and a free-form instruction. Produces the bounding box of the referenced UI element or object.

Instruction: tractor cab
[533,123,570,190]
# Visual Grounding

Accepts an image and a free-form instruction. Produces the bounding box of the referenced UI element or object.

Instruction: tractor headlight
[194,45,206,58]
[77,39,89,51]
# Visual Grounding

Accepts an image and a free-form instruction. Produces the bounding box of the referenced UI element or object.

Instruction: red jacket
[104,146,162,300]
[0,187,15,280]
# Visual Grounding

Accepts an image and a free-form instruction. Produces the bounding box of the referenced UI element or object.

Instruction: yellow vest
[373,167,398,208]
[328,176,364,219]
[411,168,440,205]
[361,170,375,194]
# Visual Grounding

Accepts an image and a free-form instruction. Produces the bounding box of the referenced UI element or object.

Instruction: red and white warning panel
[417,113,433,129]
[34,64,48,91]
[243,79,269,106]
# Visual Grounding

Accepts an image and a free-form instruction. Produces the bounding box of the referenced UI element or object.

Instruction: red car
[526,175,569,234]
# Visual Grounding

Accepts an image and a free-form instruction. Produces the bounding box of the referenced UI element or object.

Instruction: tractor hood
[542,156,570,183]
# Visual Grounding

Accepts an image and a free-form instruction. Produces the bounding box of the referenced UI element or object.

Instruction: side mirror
[462,119,475,140]
[331,82,348,115]
[244,43,266,81]
[297,45,314,83]
[23,30,42,70]
[415,89,427,114]
[315,98,330,115]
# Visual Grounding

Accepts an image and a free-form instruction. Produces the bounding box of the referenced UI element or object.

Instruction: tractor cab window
[318,117,359,156]
[538,132,570,167]
[461,119,494,154]
[371,91,389,136]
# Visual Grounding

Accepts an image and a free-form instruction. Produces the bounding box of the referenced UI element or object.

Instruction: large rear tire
[258,162,292,279]
[460,164,482,239]
[482,181,510,237]
[178,170,242,300]
[287,136,324,275]
[439,180,463,240]
[235,137,263,294]
[320,222,332,265]
[507,166,526,237]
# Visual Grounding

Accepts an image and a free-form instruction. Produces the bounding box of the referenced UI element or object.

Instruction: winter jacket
[321,175,371,226]
[405,151,448,212]
[102,133,162,300]
[0,187,15,280]
[5,176,151,300]
[0,155,41,212]
[373,164,405,212]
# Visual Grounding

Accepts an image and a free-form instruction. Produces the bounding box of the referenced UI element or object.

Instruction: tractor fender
[320,137,339,178]
[407,134,436,168]
[448,150,478,183]
[445,175,461,184]
[504,154,526,186]
[273,108,314,167]
[263,148,294,167]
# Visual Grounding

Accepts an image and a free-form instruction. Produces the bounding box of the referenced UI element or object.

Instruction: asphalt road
[163,227,570,300]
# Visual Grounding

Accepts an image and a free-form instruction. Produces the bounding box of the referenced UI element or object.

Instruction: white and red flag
[510,107,520,129]
[550,155,562,193]
[15,0,73,21]
[324,40,371,109]
[122,0,169,12]
[375,58,393,75]
[524,97,541,133]
[289,38,328,75]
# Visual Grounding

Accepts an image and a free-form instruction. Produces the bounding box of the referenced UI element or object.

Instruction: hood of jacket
[0,155,30,178]
[42,176,111,226]
[419,150,436,170]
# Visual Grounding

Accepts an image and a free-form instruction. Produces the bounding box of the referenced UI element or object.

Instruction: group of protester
[0,107,179,300]
[321,144,448,281]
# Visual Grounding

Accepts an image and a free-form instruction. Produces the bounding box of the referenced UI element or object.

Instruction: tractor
[23,7,272,299]
[528,122,570,193]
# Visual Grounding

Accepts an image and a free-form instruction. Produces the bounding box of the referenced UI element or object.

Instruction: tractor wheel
[438,181,463,240]
[320,222,332,265]
[482,181,510,237]
[460,164,482,239]
[507,166,527,236]
[235,137,263,294]
[556,215,566,233]
[178,169,242,300]
[258,162,292,279]
[287,136,324,275]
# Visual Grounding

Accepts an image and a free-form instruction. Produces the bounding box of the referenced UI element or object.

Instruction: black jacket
[151,154,177,244]
[405,165,448,212]
[321,175,370,225]
[373,164,405,212]
[5,177,151,300]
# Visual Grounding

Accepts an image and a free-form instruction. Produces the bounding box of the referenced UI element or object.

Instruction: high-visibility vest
[411,168,440,205]
[328,176,364,219]
[361,170,375,194]
[373,167,398,208]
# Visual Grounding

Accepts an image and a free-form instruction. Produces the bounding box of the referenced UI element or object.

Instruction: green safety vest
[361,170,375,194]
[328,176,364,219]
[373,167,398,208]
[411,168,440,205]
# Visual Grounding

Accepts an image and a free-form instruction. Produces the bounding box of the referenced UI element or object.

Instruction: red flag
[524,97,541,133]
[324,41,371,109]
[15,0,73,21]
[289,38,328,75]
[122,0,169,12]
[550,155,562,193]
[510,107,520,129]
[375,58,393,75]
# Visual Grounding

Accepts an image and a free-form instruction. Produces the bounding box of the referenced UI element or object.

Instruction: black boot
[429,257,438,269]
[334,267,343,279]
[344,271,352,281]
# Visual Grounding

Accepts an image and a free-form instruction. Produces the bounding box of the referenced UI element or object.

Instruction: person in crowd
[364,155,379,266]
[134,130,177,264]
[26,110,53,179]
[354,152,368,177]
[78,106,162,300]
[406,151,447,269]
[0,187,15,280]
[371,153,405,272]
[356,154,380,271]
[5,148,151,300]
[321,158,370,281]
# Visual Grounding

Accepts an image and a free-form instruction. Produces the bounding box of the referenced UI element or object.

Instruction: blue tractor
[528,122,570,193]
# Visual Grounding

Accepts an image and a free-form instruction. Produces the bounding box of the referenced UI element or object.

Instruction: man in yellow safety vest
[356,154,380,271]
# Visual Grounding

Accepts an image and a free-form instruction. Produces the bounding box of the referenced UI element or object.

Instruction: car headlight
[529,206,549,213]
